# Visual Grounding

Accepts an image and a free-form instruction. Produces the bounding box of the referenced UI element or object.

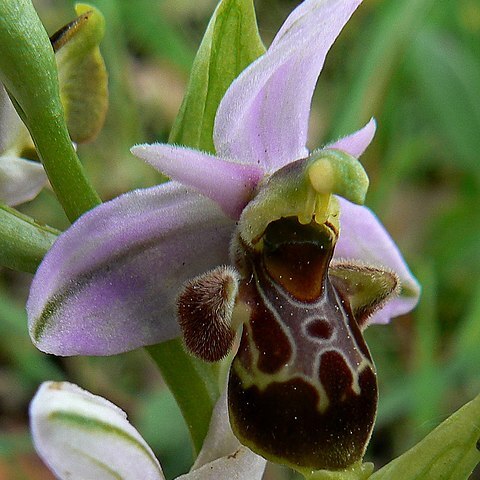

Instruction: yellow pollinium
[238,149,370,247]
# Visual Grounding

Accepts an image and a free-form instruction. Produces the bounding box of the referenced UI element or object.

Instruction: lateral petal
[132,143,263,219]
[326,118,377,157]
[335,197,421,325]
[30,381,164,480]
[27,182,235,355]
[214,0,362,172]
[0,156,47,205]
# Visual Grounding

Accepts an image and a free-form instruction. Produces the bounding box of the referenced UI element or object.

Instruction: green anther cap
[238,148,369,247]
[307,148,369,206]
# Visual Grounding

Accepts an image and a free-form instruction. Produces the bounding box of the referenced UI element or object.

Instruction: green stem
[27,109,101,222]
[0,0,101,222]
[147,339,221,454]
[0,204,59,273]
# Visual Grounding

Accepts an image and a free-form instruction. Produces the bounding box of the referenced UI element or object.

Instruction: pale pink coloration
[27,0,419,356]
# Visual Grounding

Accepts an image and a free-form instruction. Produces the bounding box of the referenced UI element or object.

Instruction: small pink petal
[327,118,377,157]
[132,143,264,219]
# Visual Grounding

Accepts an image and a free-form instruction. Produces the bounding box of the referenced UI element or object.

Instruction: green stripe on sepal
[67,448,123,480]
[49,411,160,470]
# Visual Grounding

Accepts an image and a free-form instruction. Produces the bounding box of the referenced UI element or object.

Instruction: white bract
[30,382,266,480]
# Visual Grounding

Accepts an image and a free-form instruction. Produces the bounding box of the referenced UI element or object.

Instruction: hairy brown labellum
[177,266,239,362]
[227,217,397,471]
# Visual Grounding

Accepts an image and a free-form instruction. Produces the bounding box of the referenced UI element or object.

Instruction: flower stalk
[0,0,100,222]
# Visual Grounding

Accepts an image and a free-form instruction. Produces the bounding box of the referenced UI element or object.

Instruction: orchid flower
[0,85,47,206]
[30,381,266,480]
[27,0,420,473]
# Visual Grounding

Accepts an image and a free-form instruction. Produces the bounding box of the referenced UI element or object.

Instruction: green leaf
[408,28,480,172]
[169,0,265,152]
[329,0,435,140]
[370,392,480,480]
[52,3,108,143]
[0,203,59,273]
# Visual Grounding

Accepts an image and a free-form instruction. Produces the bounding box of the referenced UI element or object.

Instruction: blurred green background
[1,0,480,478]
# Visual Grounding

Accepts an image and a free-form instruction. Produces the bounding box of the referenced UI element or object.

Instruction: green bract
[169,0,265,152]
[0,0,100,221]
[370,392,480,480]
[53,3,108,143]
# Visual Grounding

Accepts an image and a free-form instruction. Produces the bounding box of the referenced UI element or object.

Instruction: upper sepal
[214,0,363,171]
